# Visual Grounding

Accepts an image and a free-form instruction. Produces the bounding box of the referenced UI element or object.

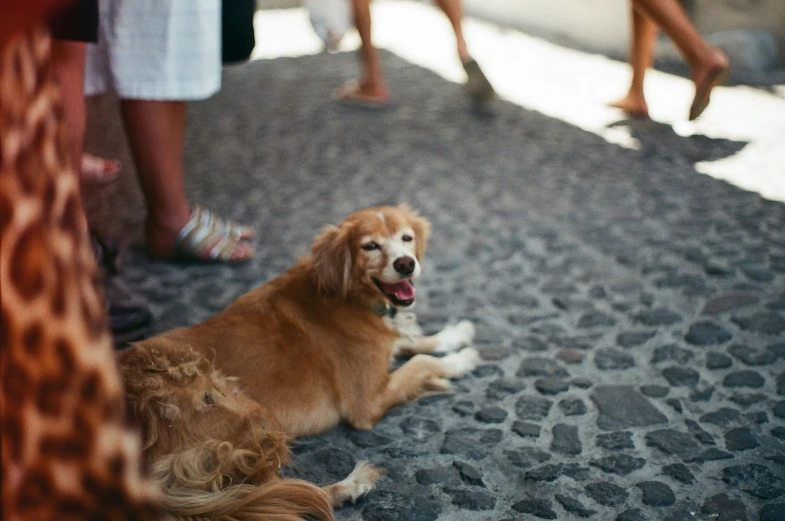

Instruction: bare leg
[51,39,87,173]
[611,5,658,116]
[632,0,729,119]
[432,0,468,61]
[52,41,122,184]
[433,0,494,103]
[120,99,253,260]
[337,0,389,104]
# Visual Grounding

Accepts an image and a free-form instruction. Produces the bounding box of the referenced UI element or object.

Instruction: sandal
[188,205,254,241]
[172,206,255,263]
[462,58,495,105]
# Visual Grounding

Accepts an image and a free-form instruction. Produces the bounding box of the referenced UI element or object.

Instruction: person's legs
[432,0,468,61]
[52,42,122,183]
[51,39,87,173]
[433,0,494,104]
[120,99,253,261]
[611,5,658,116]
[336,0,389,105]
[631,0,728,119]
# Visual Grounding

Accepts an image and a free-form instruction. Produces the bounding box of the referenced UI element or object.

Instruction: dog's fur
[121,205,478,520]
[140,205,478,437]
[118,341,383,521]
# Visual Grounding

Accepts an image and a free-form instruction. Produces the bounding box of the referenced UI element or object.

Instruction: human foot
[146,206,255,263]
[610,92,649,117]
[81,153,122,185]
[689,48,730,120]
[334,79,389,109]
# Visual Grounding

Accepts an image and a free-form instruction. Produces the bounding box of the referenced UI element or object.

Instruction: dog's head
[311,204,431,308]
[118,340,288,484]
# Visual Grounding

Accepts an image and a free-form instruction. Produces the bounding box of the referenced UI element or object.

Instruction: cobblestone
[89,43,785,521]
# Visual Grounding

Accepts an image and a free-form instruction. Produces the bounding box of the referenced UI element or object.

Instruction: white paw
[344,461,385,503]
[434,320,476,353]
[442,347,480,378]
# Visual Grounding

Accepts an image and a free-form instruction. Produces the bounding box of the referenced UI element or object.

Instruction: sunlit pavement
[253,1,785,201]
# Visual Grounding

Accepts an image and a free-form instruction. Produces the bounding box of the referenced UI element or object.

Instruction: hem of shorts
[85,82,220,101]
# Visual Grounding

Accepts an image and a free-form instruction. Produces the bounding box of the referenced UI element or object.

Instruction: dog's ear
[311,224,352,297]
[399,204,431,260]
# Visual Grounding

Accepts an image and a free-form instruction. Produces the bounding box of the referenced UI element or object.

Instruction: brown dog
[141,205,478,438]
[118,340,384,521]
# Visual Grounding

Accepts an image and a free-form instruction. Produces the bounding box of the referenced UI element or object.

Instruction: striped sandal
[188,204,255,241]
[173,206,255,263]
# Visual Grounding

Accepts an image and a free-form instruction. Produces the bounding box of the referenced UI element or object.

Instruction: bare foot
[689,48,730,120]
[81,153,122,185]
[610,93,649,117]
[334,76,389,109]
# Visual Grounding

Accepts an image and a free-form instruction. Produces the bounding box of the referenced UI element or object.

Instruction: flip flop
[81,153,122,185]
[334,82,389,110]
[688,62,730,121]
[462,58,495,105]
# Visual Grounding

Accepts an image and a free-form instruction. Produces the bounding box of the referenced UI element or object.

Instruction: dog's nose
[393,256,415,275]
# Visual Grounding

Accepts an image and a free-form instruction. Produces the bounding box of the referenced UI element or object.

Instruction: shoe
[164,205,255,263]
[109,303,153,347]
[186,204,255,241]
[109,304,152,334]
[462,58,495,105]
[90,230,119,277]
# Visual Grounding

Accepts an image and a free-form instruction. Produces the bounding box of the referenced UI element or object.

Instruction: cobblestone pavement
[86,40,785,521]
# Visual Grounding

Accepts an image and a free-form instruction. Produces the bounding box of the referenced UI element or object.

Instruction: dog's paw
[423,377,453,394]
[442,347,481,378]
[342,461,385,503]
[434,320,476,353]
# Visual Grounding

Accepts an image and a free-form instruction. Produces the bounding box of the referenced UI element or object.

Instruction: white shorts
[85,0,221,100]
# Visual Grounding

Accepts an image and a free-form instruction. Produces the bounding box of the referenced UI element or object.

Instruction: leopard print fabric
[0,26,160,521]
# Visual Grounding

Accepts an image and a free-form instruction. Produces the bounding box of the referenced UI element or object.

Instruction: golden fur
[139,205,479,437]
[118,341,383,521]
[121,205,478,520]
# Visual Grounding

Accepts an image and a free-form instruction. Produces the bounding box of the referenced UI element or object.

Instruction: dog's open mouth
[374,278,416,307]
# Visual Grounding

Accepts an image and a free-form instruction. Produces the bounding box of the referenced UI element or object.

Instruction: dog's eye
[362,241,379,251]
[401,234,413,242]
[204,392,217,406]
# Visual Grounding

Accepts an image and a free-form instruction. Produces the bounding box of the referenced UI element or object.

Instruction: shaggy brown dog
[118,341,383,521]
[139,205,479,438]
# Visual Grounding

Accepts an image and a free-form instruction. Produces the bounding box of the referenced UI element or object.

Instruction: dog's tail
[155,476,334,521]
[149,442,334,521]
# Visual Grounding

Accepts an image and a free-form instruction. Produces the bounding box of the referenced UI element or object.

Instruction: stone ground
[84,14,785,521]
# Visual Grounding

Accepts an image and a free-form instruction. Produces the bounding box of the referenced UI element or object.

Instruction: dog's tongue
[382,279,415,300]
